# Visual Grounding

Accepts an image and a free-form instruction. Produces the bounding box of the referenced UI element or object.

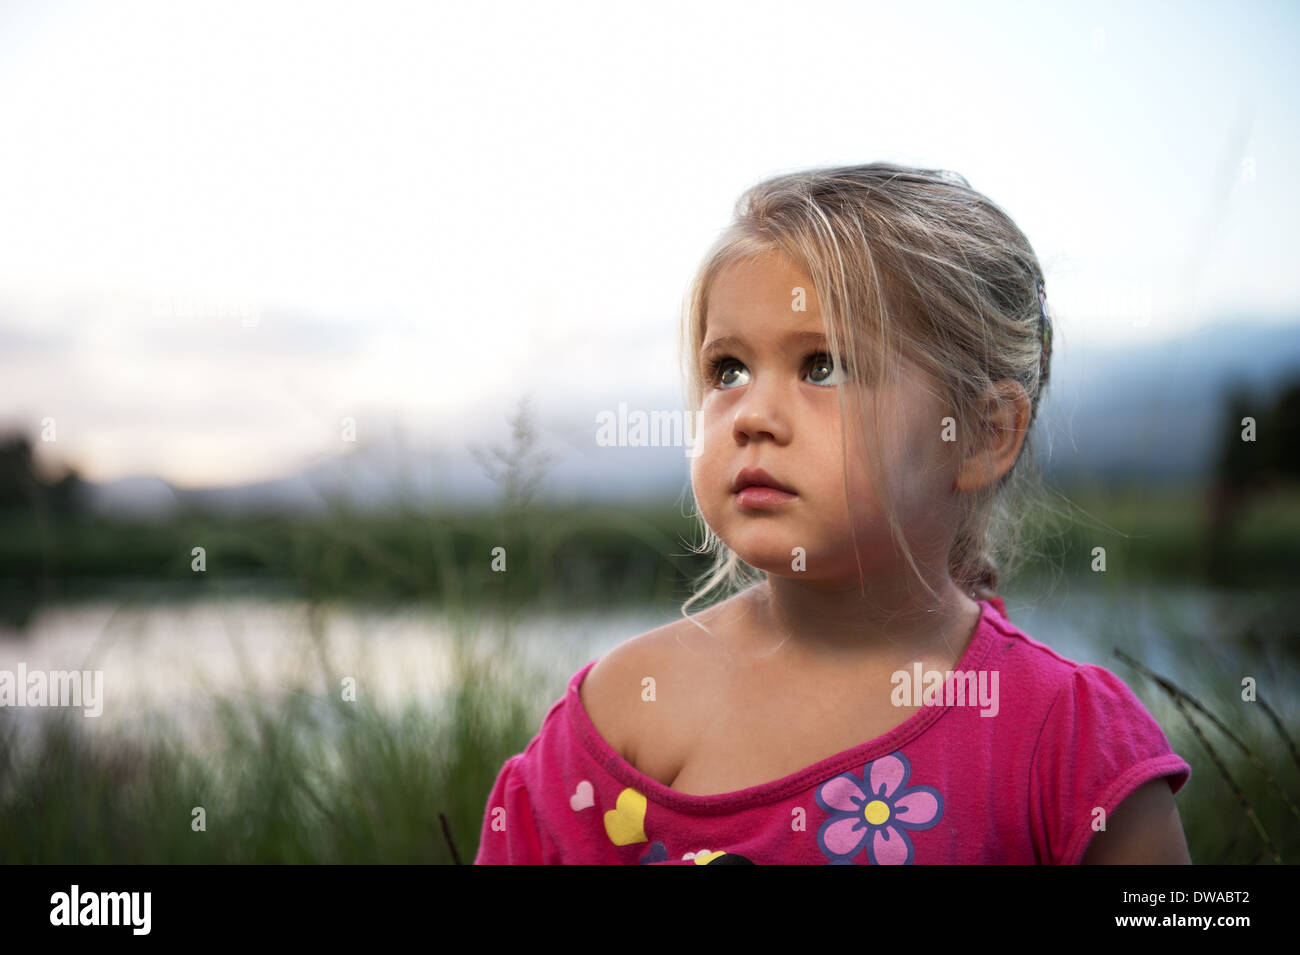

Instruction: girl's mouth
[734,486,798,509]
[731,466,798,510]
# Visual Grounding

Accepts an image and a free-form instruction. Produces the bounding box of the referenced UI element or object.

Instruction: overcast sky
[1,0,1297,487]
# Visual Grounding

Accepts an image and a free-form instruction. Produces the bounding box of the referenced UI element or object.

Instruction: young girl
[474,162,1192,865]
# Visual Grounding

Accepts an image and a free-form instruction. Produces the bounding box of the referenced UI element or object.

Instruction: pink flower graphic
[814,751,943,864]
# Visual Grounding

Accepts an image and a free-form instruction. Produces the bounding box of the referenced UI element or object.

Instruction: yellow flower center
[863,799,891,826]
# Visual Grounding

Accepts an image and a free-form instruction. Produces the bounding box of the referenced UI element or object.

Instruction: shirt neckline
[566,596,1010,815]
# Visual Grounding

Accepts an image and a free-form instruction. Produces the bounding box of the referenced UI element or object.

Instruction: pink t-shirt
[473,596,1191,865]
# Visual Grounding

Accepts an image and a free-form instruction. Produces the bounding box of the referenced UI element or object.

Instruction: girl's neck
[734,573,982,668]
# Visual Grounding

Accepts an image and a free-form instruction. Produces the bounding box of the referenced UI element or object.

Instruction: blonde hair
[677,162,1054,616]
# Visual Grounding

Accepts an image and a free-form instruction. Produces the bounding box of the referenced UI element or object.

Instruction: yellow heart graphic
[692,851,725,865]
[603,788,648,846]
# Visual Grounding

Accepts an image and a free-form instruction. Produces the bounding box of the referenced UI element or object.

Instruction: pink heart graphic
[570,780,595,811]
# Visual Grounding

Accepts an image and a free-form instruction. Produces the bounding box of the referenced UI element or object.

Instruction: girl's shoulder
[980,599,1094,682]
[577,615,704,772]
[981,603,1188,776]
[578,594,761,786]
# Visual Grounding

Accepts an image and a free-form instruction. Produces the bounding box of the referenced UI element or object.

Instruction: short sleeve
[1029,663,1191,865]
[473,753,546,864]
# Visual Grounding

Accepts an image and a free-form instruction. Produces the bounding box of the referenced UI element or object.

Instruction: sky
[1,0,1297,487]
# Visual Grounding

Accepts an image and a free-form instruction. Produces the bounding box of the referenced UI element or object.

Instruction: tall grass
[0,626,548,863]
[1100,588,1300,865]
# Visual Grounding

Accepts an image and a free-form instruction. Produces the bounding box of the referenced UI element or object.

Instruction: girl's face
[690,252,962,585]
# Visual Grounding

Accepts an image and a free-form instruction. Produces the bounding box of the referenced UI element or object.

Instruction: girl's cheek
[689,439,714,491]
[693,406,725,454]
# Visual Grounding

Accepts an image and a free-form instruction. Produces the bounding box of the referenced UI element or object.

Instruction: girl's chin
[725,546,810,575]
[723,536,868,574]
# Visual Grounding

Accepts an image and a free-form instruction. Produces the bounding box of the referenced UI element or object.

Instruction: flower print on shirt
[814,751,943,865]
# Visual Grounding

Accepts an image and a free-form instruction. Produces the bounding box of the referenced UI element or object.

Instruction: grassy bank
[0,626,546,864]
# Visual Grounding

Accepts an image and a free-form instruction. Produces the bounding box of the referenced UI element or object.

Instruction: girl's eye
[807,352,850,387]
[704,352,851,390]
[706,357,750,389]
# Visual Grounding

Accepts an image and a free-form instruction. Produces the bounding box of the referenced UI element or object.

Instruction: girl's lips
[735,485,798,509]
[731,466,795,494]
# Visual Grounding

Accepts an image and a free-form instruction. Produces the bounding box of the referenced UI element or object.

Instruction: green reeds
[0,620,547,863]
[1115,642,1299,864]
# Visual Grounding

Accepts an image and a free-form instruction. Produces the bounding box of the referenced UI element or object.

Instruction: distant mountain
[1036,319,1300,483]
[82,474,185,520]
[81,318,1300,517]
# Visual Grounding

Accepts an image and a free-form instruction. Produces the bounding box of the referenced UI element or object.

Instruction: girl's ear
[953,381,1031,493]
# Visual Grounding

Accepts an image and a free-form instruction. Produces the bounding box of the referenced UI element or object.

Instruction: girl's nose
[731,382,792,445]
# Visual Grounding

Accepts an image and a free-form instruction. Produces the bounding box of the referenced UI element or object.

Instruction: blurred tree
[1261,380,1300,482]
[0,435,40,511]
[0,432,86,517]
[1205,376,1300,582]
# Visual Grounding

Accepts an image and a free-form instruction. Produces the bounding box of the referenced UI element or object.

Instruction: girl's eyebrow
[700,330,829,358]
